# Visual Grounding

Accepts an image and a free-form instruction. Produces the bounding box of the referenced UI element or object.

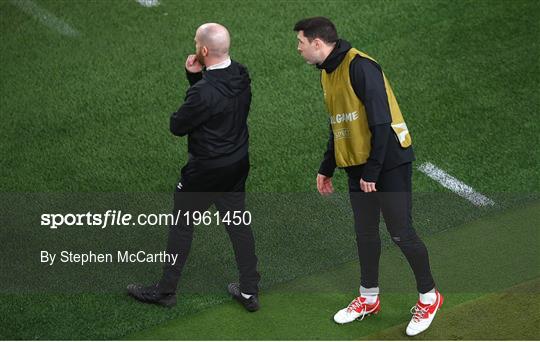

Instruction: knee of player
[390,229,420,245]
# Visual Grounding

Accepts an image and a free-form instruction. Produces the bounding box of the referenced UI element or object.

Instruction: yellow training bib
[321,48,412,167]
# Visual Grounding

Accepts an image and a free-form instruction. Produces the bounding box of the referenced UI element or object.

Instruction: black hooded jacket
[170,60,251,168]
[317,39,415,181]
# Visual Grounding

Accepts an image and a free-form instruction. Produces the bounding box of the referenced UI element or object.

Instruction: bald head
[195,23,230,57]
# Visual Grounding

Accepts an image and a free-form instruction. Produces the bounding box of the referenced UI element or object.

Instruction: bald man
[127,23,261,312]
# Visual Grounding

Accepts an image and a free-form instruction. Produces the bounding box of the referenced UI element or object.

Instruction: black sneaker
[127,283,176,308]
[227,282,259,312]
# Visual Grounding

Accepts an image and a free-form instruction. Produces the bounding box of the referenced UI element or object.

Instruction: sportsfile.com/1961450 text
[40,210,252,229]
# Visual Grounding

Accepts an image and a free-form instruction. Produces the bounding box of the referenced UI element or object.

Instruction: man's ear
[313,38,322,49]
[202,46,209,56]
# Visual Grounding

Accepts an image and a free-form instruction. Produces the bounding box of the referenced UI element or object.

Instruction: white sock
[419,288,437,305]
[360,286,379,304]
[241,292,253,299]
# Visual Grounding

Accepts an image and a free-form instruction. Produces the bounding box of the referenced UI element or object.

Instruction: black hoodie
[170,61,251,168]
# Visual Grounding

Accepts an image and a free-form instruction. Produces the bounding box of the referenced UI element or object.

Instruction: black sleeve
[361,124,391,182]
[318,123,337,177]
[350,56,392,182]
[185,68,203,86]
[350,56,392,126]
[170,87,211,137]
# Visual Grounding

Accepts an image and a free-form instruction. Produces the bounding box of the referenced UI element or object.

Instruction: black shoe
[227,282,259,312]
[127,283,176,308]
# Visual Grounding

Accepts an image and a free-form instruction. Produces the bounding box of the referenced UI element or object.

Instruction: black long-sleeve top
[169,61,252,168]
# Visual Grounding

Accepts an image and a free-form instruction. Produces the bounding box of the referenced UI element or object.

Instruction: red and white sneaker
[333,296,381,324]
[406,290,444,336]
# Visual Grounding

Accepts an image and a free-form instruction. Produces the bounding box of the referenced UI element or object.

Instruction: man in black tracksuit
[294,17,442,336]
[128,23,260,312]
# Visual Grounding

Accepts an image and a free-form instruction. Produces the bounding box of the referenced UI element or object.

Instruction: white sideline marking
[418,162,495,207]
[9,0,80,37]
[137,0,160,7]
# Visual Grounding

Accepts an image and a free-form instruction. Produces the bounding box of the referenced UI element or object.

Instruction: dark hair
[293,17,339,43]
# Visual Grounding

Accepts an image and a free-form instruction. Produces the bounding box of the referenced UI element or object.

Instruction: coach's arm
[170,86,211,137]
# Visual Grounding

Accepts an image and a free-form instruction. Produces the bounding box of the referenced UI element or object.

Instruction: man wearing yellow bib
[294,17,443,336]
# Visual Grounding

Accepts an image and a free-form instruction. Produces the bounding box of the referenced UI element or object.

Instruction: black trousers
[159,155,260,295]
[348,162,435,293]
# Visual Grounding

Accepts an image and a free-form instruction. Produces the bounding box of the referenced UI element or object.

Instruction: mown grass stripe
[363,278,540,340]
[9,0,80,37]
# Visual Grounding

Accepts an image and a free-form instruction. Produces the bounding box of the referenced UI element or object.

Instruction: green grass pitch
[1,0,539,340]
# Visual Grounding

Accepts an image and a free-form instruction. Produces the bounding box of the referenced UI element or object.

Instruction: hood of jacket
[316,39,352,73]
[203,61,251,97]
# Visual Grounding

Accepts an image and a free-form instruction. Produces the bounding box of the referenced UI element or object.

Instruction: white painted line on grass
[418,162,495,207]
[9,0,79,37]
[136,0,160,7]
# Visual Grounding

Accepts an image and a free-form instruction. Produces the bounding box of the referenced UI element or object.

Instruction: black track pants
[348,162,435,293]
[159,156,260,295]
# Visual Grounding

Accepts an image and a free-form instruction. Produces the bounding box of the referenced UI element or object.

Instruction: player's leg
[378,162,442,336]
[215,156,261,311]
[333,176,382,324]
[158,189,216,294]
[127,164,217,307]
